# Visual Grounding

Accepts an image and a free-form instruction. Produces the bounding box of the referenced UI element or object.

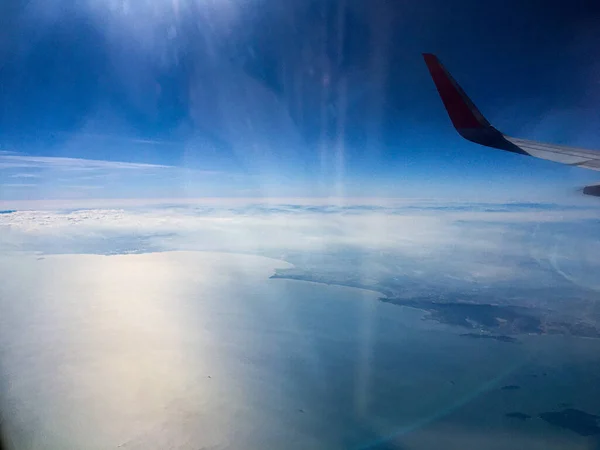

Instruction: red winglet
[423,53,490,130]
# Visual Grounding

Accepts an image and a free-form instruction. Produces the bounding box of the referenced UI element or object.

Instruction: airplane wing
[423,53,600,196]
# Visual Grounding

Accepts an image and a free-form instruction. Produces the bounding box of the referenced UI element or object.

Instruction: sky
[1,0,600,202]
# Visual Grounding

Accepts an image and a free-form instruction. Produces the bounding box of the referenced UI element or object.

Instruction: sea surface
[0,251,599,449]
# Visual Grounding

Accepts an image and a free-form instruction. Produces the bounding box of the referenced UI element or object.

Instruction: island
[501,385,521,391]
[539,409,600,436]
[460,333,518,343]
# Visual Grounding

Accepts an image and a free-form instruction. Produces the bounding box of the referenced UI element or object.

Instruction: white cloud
[56,132,179,146]
[60,185,104,190]
[9,173,42,179]
[0,154,229,201]
[0,154,171,171]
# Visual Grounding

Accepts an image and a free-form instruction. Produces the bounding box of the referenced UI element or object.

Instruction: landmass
[460,333,518,343]
[505,412,531,420]
[270,269,600,339]
[270,271,387,295]
[539,409,600,436]
[378,298,542,334]
[379,298,600,338]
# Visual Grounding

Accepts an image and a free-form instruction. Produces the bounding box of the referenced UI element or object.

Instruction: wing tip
[423,53,491,132]
[422,53,439,67]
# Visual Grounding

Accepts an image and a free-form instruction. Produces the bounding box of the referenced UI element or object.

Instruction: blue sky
[1,0,600,201]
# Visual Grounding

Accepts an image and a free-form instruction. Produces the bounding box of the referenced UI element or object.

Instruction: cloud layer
[1,201,599,294]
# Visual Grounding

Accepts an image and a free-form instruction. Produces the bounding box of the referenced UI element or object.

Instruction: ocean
[0,252,598,449]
